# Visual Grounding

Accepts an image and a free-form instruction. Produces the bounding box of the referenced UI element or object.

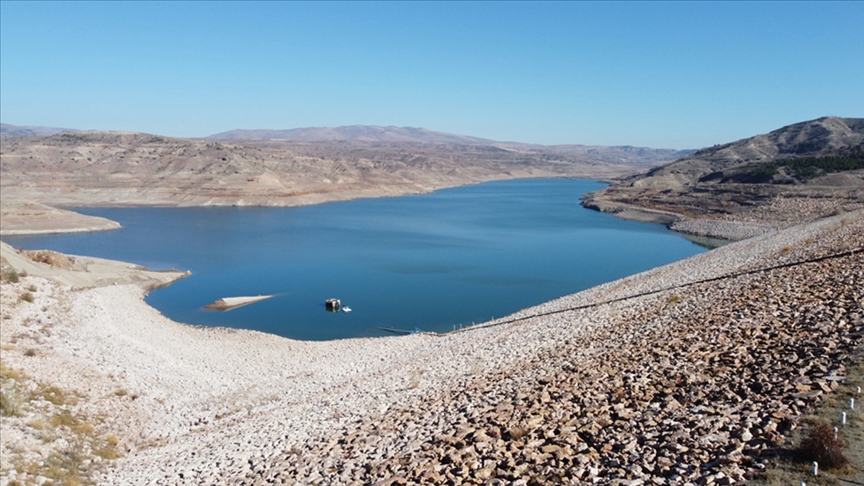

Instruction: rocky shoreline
[1,211,862,485]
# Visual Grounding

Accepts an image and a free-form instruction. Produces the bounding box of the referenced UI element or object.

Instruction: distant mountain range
[1,123,78,137]
[207,125,499,145]
[0,125,685,208]
[204,125,694,166]
[2,122,694,167]
[3,117,860,225]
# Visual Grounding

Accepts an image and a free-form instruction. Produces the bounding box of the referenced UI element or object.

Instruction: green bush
[783,152,864,180]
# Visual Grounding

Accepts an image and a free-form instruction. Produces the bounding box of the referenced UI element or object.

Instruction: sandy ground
[0,210,862,485]
[0,200,121,236]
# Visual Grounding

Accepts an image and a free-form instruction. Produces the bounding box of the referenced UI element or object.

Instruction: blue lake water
[3,179,707,341]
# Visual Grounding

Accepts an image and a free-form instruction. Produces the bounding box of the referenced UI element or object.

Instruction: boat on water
[342,306,352,313]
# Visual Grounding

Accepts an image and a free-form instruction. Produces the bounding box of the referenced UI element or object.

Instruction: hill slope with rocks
[582,117,864,239]
[1,209,861,485]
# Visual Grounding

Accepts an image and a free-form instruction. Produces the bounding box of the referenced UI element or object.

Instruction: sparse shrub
[408,369,425,389]
[0,389,22,416]
[27,284,37,292]
[32,384,73,406]
[782,246,792,252]
[798,420,848,469]
[20,291,34,303]
[0,269,19,283]
[43,447,86,486]
[24,250,72,269]
[76,421,95,435]
[1,364,26,382]
[94,439,121,460]
[24,348,37,357]
[114,388,128,397]
[50,409,82,429]
[27,418,47,430]
[667,295,681,303]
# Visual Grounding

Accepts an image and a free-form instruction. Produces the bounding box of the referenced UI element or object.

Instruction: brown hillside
[582,117,864,231]
[1,130,682,208]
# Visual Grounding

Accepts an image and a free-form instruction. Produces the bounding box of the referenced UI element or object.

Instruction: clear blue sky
[1,1,862,148]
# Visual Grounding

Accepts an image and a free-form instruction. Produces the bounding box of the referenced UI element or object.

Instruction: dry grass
[0,364,27,416]
[94,434,121,460]
[43,447,88,486]
[0,362,122,484]
[0,268,20,283]
[1,364,28,382]
[24,249,74,269]
[31,383,77,406]
[0,388,23,416]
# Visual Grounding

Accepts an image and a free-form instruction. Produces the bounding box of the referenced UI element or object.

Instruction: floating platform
[205,295,273,311]
[325,298,341,312]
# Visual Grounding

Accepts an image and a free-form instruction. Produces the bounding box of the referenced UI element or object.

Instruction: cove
[3,179,707,341]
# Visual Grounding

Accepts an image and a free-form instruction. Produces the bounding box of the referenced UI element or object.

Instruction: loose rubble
[671,195,864,241]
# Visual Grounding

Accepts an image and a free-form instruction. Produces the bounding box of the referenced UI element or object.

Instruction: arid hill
[0,123,78,138]
[207,125,499,144]
[582,117,864,230]
[208,125,693,166]
[0,129,689,209]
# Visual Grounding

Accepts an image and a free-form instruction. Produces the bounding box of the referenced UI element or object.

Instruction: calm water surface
[4,179,706,340]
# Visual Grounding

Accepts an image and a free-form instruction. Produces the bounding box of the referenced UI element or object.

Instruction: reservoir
[3,179,707,340]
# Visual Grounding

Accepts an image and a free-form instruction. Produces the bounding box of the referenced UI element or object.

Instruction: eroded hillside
[0,130,683,208]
